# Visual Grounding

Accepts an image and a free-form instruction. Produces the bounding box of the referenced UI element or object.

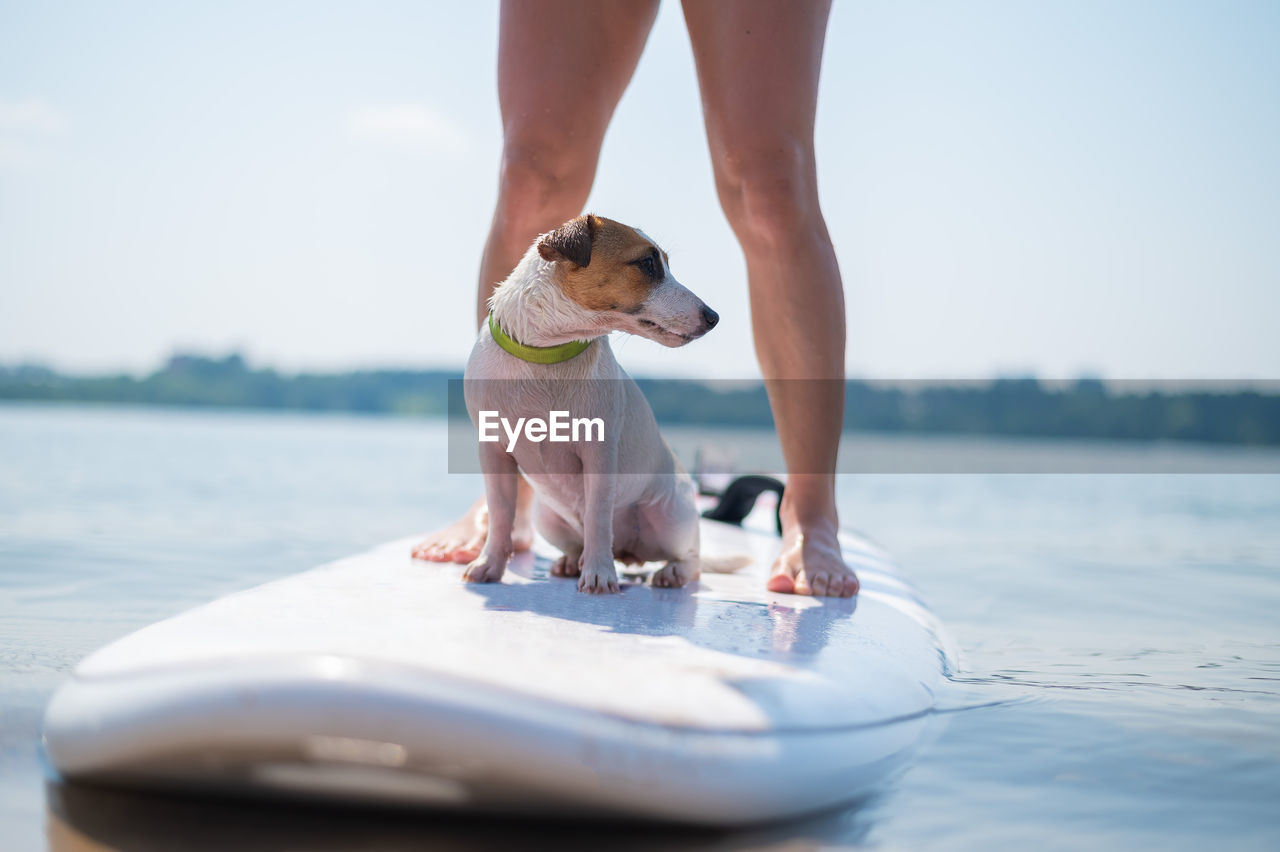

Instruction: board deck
[43,519,957,825]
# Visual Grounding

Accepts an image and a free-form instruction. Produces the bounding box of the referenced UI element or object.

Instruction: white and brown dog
[462,214,744,594]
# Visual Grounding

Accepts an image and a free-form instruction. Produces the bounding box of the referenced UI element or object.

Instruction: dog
[462,214,746,594]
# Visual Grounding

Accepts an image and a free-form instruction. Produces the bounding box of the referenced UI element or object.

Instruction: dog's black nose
[701,306,720,329]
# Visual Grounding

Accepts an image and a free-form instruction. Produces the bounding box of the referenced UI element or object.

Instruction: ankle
[779,479,839,531]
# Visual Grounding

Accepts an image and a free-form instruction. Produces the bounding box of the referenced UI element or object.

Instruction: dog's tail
[699,552,753,574]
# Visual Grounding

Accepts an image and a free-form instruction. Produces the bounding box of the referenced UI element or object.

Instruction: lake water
[2,402,1279,850]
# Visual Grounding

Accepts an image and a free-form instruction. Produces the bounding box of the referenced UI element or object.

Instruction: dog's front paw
[651,560,698,588]
[463,552,508,584]
[577,558,619,595]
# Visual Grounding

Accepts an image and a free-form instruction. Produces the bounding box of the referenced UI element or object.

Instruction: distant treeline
[3,354,1278,445]
[1,355,455,417]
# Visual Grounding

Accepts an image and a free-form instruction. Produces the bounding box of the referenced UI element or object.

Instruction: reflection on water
[766,599,858,657]
[471,554,859,661]
[46,780,875,852]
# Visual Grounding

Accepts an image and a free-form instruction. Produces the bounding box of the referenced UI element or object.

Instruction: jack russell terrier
[462,214,746,594]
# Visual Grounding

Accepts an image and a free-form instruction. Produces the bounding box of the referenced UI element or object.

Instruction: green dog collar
[488,313,593,365]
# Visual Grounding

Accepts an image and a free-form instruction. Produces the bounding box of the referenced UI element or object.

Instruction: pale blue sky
[2,0,1277,379]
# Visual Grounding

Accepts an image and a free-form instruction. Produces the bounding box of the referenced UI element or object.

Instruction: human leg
[682,0,856,596]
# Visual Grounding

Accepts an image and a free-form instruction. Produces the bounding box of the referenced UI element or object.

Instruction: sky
[1,0,1278,380]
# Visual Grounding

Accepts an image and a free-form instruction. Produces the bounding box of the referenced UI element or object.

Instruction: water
[3,402,1279,850]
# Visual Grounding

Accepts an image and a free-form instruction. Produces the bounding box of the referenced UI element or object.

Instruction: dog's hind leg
[651,560,698,588]
[550,554,582,578]
[534,501,584,578]
[635,478,701,588]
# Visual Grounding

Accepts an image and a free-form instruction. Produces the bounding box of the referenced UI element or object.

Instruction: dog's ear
[537,215,595,267]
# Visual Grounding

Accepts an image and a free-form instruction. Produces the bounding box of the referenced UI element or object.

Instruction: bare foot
[411,496,533,564]
[767,518,859,598]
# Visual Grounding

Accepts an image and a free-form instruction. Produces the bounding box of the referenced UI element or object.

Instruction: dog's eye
[632,256,658,279]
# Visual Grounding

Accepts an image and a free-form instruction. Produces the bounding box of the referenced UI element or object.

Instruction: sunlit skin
[413,0,858,598]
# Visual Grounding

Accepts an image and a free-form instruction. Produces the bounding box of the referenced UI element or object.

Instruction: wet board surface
[43,519,957,825]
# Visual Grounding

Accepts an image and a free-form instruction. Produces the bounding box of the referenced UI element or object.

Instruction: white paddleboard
[43,519,956,826]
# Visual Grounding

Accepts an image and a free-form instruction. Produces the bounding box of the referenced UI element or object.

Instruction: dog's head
[536,214,719,347]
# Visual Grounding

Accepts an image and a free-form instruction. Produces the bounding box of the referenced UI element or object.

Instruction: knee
[712,138,822,248]
[493,133,595,238]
